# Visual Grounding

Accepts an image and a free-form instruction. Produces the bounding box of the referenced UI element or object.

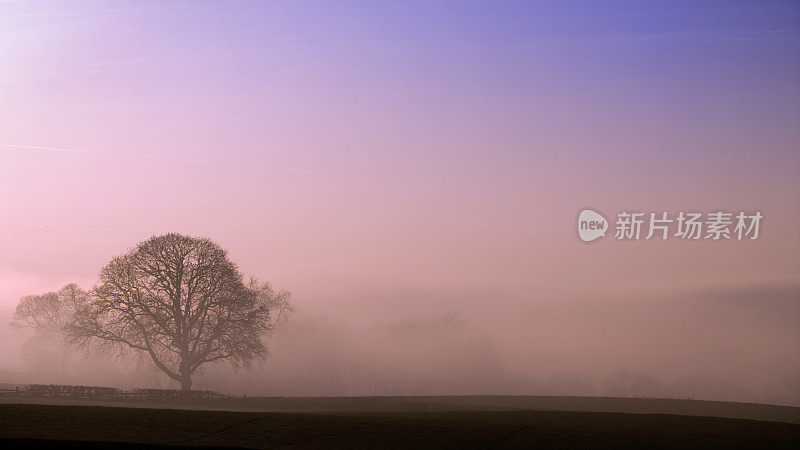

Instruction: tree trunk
[179,356,192,392]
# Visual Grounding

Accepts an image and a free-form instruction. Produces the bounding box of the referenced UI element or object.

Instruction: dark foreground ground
[1,403,800,449]
[3,394,800,423]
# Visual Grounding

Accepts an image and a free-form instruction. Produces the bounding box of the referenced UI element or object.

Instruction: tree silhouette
[11,284,88,376]
[12,284,87,332]
[66,233,290,391]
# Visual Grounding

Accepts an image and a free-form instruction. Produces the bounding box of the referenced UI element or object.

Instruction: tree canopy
[12,283,87,333]
[65,233,291,391]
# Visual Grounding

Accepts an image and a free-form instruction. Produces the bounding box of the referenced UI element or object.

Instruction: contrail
[0,144,97,154]
[0,224,143,237]
[0,144,391,179]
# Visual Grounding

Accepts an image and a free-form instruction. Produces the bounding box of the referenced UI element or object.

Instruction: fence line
[0,384,232,403]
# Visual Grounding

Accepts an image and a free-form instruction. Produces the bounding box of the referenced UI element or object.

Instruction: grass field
[1,400,800,449]
[2,394,799,423]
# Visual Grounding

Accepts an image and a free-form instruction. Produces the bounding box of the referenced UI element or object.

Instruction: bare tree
[432,310,465,334]
[11,283,88,375]
[11,283,87,332]
[66,233,291,391]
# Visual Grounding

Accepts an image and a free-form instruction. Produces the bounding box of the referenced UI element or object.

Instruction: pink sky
[1,1,799,397]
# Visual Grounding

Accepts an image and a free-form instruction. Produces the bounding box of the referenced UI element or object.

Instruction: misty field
[2,398,800,449]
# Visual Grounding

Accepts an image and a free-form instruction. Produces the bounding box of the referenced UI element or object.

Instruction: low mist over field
[2,281,798,406]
